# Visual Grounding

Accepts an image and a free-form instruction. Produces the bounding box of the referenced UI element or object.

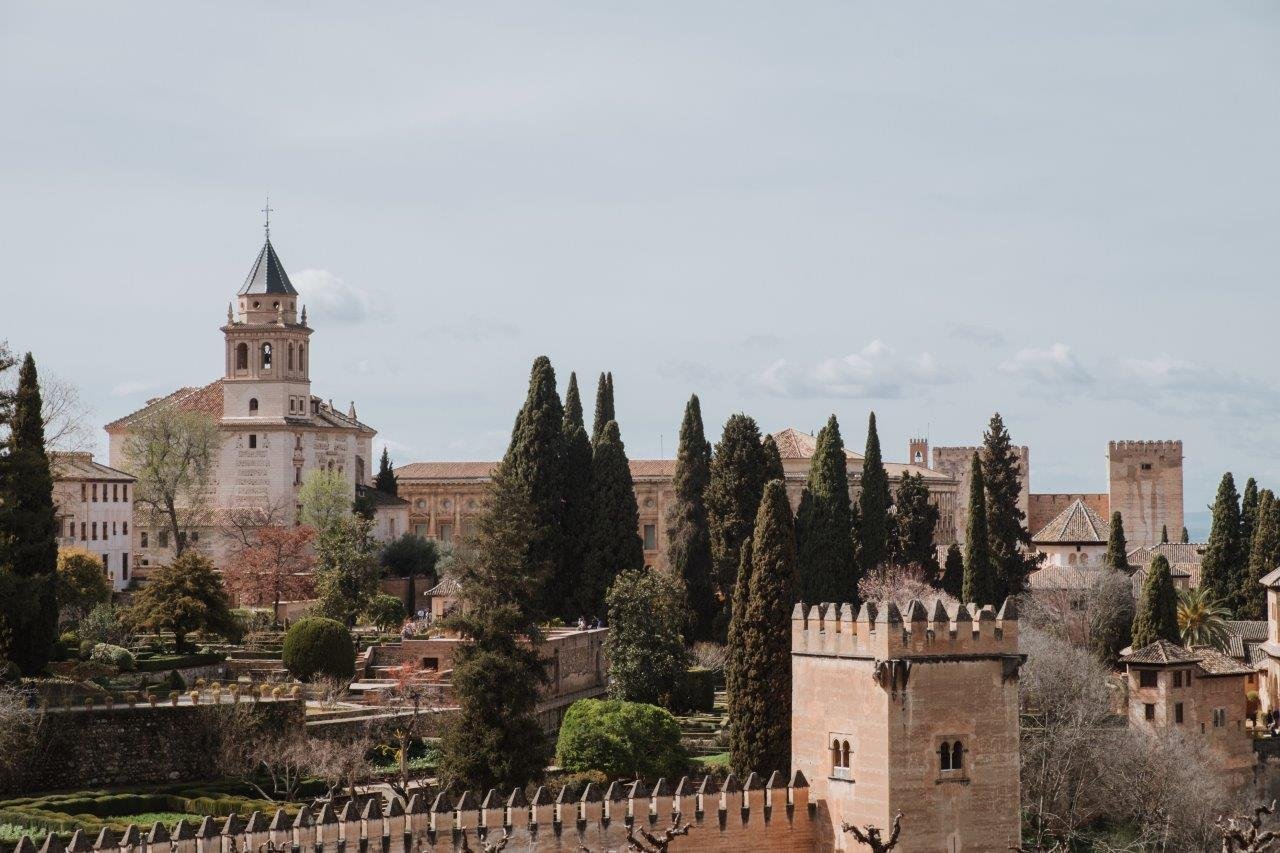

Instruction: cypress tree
[962,453,995,606]
[795,416,858,605]
[1131,554,1180,649]
[890,471,941,579]
[1181,527,1190,544]
[501,357,567,618]
[940,543,964,599]
[1161,525,1169,544]
[724,537,753,765]
[1103,511,1128,572]
[858,412,891,572]
[1241,489,1279,621]
[1242,477,1260,558]
[373,448,398,496]
[730,480,795,778]
[1200,472,1243,612]
[666,394,717,641]
[981,413,1037,600]
[706,414,769,639]
[0,353,59,674]
[762,433,785,483]
[580,421,644,617]
[558,372,594,620]
[591,371,615,446]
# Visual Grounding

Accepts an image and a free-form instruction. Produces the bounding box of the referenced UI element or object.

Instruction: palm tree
[1176,586,1231,651]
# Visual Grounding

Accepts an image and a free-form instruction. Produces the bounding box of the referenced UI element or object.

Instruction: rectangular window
[294,466,303,486]
[414,524,429,537]
[643,524,657,550]
[1173,671,1182,688]
[122,521,128,535]
[122,552,128,580]
[1175,702,1183,724]
[101,554,108,571]
[81,483,87,502]
[438,523,454,545]
[92,483,98,502]
[1144,703,1155,721]
[112,484,118,502]
[92,522,98,541]
[249,434,257,449]
[67,521,75,538]
[122,484,127,502]
[1214,708,1226,728]
[1139,670,1158,688]
[80,522,86,540]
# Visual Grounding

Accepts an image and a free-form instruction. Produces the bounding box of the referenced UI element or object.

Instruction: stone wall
[0,698,302,796]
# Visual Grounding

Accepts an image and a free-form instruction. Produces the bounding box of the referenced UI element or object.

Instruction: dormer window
[236,343,248,370]
[261,343,273,369]
[249,398,259,413]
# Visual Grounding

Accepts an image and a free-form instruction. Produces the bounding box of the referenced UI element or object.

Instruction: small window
[1141,463,1153,471]
[288,343,295,371]
[66,521,75,538]
[1139,670,1158,688]
[414,524,429,537]
[112,522,117,536]
[140,532,148,548]
[289,398,295,412]
[438,523,454,545]
[1175,702,1184,724]
[91,522,98,541]
[249,434,257,449]
[236,342,249,370]
[191,531,199,543]
[951,741,964,770]
[1144,703,1155,721]
[101,554,108,570]
[92,483,98,502]
[122,484,127,502]
[158,530,169,548]
[261,343,273,369]
[294,466,302,486]
[249,398,259,413]
[112,483,118,502]
[1214,708,1226,728]
[643,524,657,551]
[121,552,128,580]
[80,522,86,540]
[299,345,306,372]
[81,483,87,502]
[122,521,128,535]
[1173,671,1183,688]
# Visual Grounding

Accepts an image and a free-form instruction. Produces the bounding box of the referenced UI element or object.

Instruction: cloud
[1112,355,1280,418]
[427,316,520,343]
[740,333,784,349]
[110,380,158,397]
[947,323,1006,348]
[999,343,1093,387]
[292,269,383,324]
[657,360,726,388]
[756,340,961,399]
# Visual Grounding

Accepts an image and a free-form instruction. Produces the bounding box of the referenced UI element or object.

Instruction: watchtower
[1107,440,1183,547]
[791,599,1022,851]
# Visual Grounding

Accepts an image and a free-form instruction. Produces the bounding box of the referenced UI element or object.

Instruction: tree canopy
[126,552,238,653]
[665,394,716,641]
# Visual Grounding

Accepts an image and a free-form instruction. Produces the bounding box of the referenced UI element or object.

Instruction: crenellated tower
[791,598,1023,851]
[221,235,314,423]
[1107,440,1183,548]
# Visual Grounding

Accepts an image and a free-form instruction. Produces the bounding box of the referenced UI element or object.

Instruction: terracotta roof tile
[104,380,225,431]
[49,452,135,482]
[1191,646,1256,676]
[1124,639,1199,665]
[1032,498,1108,544]
[395,461,498,481]
[770,428,862,462]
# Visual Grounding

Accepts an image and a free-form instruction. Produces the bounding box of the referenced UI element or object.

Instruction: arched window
[841,740,851,769]
[1068,552,1078,566]
[288,343,295,371]
[831,740,840,771]
[951,741,964,770]
[1079,552,1090,566]
[261,343,273,369]
[236,343,248,370]
[299,345,306,372]
[939,743,951,771]
[249,398,259,413]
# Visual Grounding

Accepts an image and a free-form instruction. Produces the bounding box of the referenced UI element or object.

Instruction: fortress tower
[792,599,1022,852]
[1107,440,1183,548]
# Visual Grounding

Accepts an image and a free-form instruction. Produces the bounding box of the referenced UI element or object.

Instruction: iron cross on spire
[262,195,274,239]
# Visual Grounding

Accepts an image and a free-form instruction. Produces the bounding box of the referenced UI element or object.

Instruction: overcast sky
[3,2,1278,529]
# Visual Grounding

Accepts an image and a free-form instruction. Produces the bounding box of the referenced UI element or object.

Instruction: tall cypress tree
[591,372,615,446]
[373,448,398,496]
[666,395,716,641]
[559,372,594,619]
[940,543,964,599]
[981,413,1036,600]
[1242,477,1260,559]
[580,421,644,617]
[858,412,891,572]
[1103,511,1128,572]
[1241,489,1279,621]
[1200,472,1243,612]
[730,480,795,778]
[795,416,857,605]
[890,471,940,579]
[762,434,785,483]
[0,354,59,674]
[962,453,995,606]
[1131,554,1179,649]
[1161,525,1169,544]
[1181,527,1190,544]
[724,537,753,766]
[501,357,567,618]
[706,414,768,639]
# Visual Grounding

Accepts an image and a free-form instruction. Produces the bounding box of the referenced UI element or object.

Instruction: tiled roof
[238,238,297,296]
[104,380,225,431]
[629,459,676,478]
[396,461,498,481]
[1128,543,1205,567]
[1032,498,1108,544]
[1027,565,1107,591]
[1191,646,1256,676]
[49,452,136,482]
[1223,620,1268,661]
[771,428,863,462]
[1260,567,1280,589]
[1124,640,1200,665]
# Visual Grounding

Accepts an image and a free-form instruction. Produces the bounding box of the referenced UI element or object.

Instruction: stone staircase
[677,689,727,757]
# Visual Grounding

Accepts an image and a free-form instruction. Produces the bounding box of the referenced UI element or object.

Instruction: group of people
[1262,708,1280,736]
[575,615,605,631]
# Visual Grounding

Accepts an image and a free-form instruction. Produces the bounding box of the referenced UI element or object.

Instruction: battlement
[791,597,1019,660]
[12,775,815,853]
[1108,440,1182,455]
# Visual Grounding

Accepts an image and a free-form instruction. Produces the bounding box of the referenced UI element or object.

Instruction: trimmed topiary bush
[674,666,716,713]
[281,617,355,682]
[89,643,135,672]
[555,699,688,780]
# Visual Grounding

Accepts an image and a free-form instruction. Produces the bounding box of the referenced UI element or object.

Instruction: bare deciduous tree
[123,407,218,556]
[375,662,446,802]
[1217,800,1280,852]
[0,686,42,778]
[842,810,902,852]
[625,821,692,853]
[857,563,958,613]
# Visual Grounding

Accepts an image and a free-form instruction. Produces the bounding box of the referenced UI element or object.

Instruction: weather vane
[262,195,274,238]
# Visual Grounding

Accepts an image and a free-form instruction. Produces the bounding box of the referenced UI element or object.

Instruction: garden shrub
[281,617,355,682]
[674,667,716,713]
[163,670,186,691]
[59,631,80,649]
[77,640,94,661]
[362,594,405,632]
[89,644,135,672]
[555,699,688,780]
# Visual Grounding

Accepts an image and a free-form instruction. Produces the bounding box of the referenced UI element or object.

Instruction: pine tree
[559,372,594,619]
[1131,554,1179,649]
[1242,477,1260,558]
[1200,472,1243,612]
[858,412,891,572]
[1103,511,1128,572]
[1241,490,1279,621]
[374,448,398,496]
[580,421,644,617]
[890,471,941,579]
[981,413,1037,601]
[666,395,716,641]
[1161,525,1169,544]
[437,465,550,792]
[962,453,995,606]
[795,416,858,605]
[762,434,784,483]
[591,371,615,446]
[729,480,795,778]
[501,357,567,618]
[706,414,769,639]
[940,543,964,599]
[0,353,59,674]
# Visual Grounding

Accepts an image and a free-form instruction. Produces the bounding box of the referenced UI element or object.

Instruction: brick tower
[791,599,1022,852]
[1107,440,1183,547]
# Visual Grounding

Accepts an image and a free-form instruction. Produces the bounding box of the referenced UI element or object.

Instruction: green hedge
[133,653,225,672]
[555,699,688,780]
[674,667,716,713]
[282,618,354,682]
[0,790,296,837]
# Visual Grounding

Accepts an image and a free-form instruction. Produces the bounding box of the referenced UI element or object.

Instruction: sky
[3,2,1279,531]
